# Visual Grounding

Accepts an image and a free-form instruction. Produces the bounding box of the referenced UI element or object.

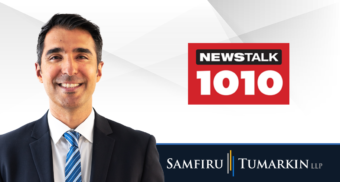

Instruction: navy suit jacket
[0,111,164,182]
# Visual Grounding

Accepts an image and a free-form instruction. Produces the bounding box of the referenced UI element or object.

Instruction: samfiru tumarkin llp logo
[166,150,323,177]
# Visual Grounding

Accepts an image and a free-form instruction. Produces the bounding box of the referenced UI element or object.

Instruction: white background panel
[0,0,339,143]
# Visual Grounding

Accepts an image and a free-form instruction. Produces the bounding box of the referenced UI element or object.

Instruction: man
[0,14,164,182]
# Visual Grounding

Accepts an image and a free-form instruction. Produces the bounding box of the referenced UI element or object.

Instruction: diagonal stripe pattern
[64,131,82,182]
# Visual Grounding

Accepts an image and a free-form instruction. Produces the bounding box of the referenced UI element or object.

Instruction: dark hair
[37,14,103,65]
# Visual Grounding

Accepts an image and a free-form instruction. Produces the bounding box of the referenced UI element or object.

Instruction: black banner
[157,144,340,181]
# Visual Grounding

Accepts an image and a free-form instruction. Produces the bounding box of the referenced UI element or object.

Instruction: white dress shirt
[48,109,94,182]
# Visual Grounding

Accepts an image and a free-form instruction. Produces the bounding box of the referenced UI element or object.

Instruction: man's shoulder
[0,120,37,142]
[98,114,154,145]
[0,118,40,154]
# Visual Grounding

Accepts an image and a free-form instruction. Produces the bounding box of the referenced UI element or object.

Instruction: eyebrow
[73,48,92,55]
[45,47,93,57]
[45,47,64,56]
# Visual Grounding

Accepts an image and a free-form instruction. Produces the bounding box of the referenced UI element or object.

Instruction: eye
[77,55,88,59]
[49,56,62,60]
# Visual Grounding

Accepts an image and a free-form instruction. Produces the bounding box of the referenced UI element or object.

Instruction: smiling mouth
[58,83,83,88]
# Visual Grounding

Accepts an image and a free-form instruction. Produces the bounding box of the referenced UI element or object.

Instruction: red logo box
[188,43,289,105]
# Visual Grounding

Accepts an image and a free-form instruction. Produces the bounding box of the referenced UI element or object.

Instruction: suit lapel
[90,111,115,182]
[29,111,54,182]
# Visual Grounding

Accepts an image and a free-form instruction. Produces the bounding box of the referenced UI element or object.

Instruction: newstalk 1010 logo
[188,43,289,104]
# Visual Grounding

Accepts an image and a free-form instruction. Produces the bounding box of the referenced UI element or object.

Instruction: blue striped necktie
[64,131,82,182]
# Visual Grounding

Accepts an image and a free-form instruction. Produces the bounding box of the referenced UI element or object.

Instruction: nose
[61,55,78,76]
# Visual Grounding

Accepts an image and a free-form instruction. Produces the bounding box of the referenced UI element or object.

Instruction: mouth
[57,83,84,92]
[58,83,83,88]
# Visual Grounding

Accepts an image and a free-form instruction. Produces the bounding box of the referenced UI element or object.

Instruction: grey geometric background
[0,0,339,143]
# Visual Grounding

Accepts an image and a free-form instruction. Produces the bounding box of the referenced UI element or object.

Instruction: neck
[49,100,93,129]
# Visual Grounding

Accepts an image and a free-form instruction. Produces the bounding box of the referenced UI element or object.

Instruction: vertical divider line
[227,153,229,174]
[233,156,235,177]
[230,150,232,171]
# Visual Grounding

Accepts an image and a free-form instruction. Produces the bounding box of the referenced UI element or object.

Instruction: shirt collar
[47,108,95,144]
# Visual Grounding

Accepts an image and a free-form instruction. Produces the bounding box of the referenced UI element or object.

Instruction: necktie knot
[63,130,80,147]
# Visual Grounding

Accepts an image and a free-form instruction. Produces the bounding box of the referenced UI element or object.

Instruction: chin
[58,98,83,109]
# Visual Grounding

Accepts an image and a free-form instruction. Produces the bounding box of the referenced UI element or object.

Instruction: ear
[96,61,104,82]
[35,62,43,83]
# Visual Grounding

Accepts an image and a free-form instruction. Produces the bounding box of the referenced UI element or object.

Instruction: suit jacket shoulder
[0,118,40,161]
[101,114,152,144]
[0,113,53,182]
[92,113,164,182]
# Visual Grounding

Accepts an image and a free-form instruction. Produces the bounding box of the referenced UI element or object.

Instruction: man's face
[35,27,103,110]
